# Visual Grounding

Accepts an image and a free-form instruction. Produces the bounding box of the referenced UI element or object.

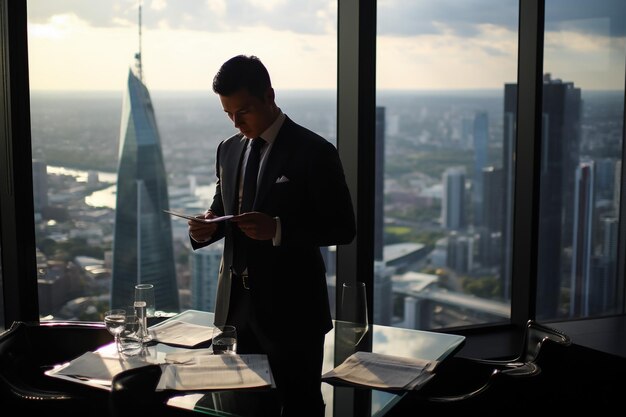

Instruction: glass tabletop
[157,310,465,417]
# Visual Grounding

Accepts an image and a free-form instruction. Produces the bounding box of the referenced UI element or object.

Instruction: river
[47,166,215,210]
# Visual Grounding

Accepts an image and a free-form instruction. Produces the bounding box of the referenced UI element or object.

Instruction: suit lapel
[223,135,248,214]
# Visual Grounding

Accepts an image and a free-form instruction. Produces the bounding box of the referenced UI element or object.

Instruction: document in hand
[163,209,233,224]
[321,351,439,391]
[157,352,275,391]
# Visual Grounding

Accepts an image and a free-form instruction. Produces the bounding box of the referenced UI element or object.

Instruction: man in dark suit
[188,55,356,416]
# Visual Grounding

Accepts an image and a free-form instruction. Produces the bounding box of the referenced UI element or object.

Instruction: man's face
[219,87,277,139]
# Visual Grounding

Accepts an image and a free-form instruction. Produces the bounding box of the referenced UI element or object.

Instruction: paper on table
[46,351,155,389]
[150,320,214,347]
[163,209,233,224]
[156,354,275,391]
[321,351,438,391]
[167,393,206,411]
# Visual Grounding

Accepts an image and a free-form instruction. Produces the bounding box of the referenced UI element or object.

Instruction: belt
[230,268,250,290]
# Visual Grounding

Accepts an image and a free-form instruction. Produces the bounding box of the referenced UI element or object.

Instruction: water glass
[104,309,126,347]
[211,325,237,354]
[118,313,143,357]
[134,283,155,342]
[134,283,155,317]
[340,282,369,346]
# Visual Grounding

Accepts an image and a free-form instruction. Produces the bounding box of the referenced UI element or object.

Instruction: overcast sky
[26,0,626,92]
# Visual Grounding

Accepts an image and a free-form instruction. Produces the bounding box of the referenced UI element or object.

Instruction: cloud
[29,0,626,40]
[377,0,519,37]
[28,0,336,35]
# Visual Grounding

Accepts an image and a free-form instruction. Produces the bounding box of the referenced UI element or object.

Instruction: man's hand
[230,212,277,240]
[188,211,219,242]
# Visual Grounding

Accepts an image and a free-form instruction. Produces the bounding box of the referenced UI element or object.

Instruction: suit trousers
[226,273,326,417]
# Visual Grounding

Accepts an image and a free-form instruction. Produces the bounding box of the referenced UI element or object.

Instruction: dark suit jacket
[192,116,356,338]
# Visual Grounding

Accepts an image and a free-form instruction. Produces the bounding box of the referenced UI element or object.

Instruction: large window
[376,0,519,330]
[3,0,626,356]
[27,0,337,321]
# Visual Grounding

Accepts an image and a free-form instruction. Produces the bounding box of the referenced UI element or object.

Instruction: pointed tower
[111,4,179,313]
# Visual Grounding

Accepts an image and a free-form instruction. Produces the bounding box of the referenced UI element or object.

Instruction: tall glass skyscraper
[110,19,179,313]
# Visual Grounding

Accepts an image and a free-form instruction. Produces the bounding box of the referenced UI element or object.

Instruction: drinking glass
[118,312,143,357]
[134,283,155,342]
[134,283,155,317]
[104,309,126,349]
[211,325,237,354]
[340,282,369,346]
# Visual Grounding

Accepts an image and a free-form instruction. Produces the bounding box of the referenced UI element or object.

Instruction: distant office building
[479,166,504,269]
[190,243,222,312]
[374,260,393,326]
[613,160,622,214]
[595,158,616,201]
[442,166,467,231]
[473,111,488,226]
[570,161,595,317]
[600,216,618,314]
[501,92,516,300]
[374,106,392,325]
[505,74,582,318]
[32,159,48,213]
[446,231,473,273]
[111,21,179,313]
[538,74,582,319]
[482,166,503,234]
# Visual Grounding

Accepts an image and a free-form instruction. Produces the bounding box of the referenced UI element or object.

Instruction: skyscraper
[570,161,595,317]
[473,111,489,226]
[442,166,467,231]
[537,74,582,319]
[504,75,582,318]
[374,106,392,325]
[111,6,179,313]
[190,243,223,312]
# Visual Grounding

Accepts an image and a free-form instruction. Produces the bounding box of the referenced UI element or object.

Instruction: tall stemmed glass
[340,282,369,347]
[104,309,126,350]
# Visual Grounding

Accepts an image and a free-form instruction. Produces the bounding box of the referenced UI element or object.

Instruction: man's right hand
[188,211,219,243]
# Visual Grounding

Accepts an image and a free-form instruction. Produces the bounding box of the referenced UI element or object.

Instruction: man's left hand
[231,212,277,240]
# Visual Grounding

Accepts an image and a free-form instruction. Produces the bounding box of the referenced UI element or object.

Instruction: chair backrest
[521,320,572,363]
[427,361,541,403]
[0,321,111,415]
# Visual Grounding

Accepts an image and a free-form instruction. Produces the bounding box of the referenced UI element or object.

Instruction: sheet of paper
[150,320,214,347]
[46,351,156,389]
[167,393,206,411]
[163,209,233,224]
[321,351,438,391]
[156,354,275,391]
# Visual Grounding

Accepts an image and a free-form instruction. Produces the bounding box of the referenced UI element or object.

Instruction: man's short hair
[213,55,272,101]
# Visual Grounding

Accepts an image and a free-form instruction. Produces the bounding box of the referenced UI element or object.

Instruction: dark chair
[386,320,573,416]
[0,320,113,416]
[109,364,178,417]
[470,319,572,368]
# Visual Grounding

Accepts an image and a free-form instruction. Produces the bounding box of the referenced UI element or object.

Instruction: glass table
[154,310,466,417]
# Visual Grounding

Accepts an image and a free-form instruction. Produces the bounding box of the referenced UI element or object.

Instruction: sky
[26,0,626,92]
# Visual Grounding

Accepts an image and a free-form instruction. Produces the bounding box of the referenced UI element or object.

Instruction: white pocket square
[276,175,290,183]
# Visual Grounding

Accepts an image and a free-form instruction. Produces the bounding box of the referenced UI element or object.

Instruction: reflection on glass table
[161,310,465,417]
